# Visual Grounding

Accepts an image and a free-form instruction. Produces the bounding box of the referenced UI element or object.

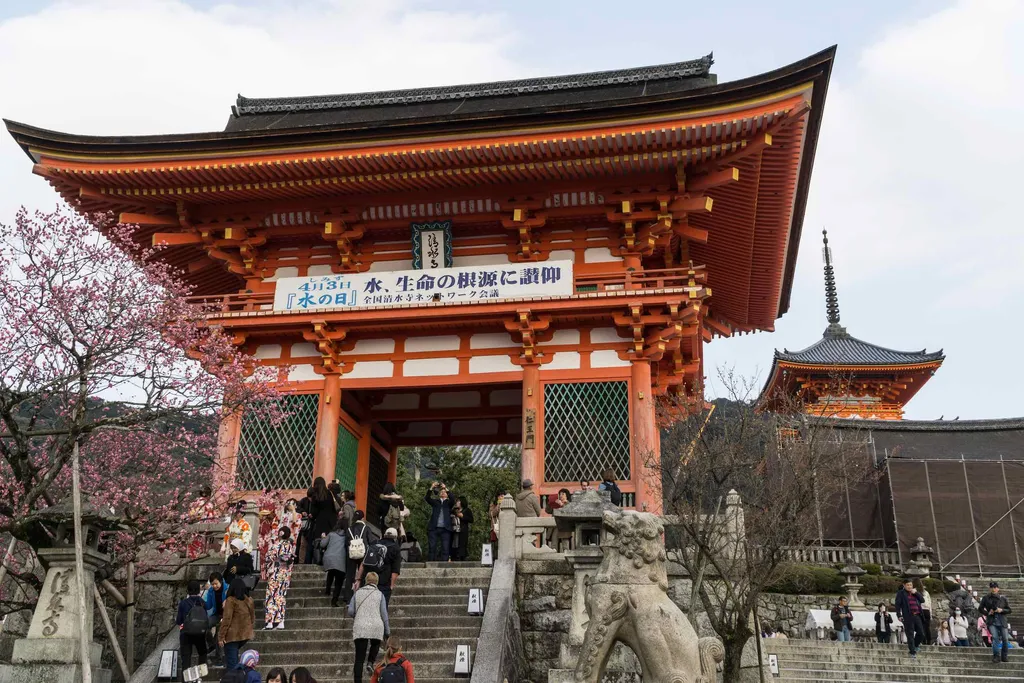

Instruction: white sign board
[480,544,493,566]
[468,588,484,615]
[273,261,574,313]
[157,650,178,681]
[768,654,779,676]
[454,644,472,676]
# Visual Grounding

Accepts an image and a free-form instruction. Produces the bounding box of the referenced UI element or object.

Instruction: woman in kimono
[256,488,282,580]
[263,525,296,630]
[223,506,252,558]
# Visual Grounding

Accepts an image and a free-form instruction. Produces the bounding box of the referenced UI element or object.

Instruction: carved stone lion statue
[574,510,723,683]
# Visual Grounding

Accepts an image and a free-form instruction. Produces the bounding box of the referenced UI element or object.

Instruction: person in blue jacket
[202,572,228,664]
[424,482,454,561]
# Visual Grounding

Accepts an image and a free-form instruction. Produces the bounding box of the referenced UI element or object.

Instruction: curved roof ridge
[823,416,1024,431]
[233,54,714,116]
[775,329,944,366]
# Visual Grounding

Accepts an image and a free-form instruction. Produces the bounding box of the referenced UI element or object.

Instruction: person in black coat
[424,482,454,562]
[176,579,208,679]
[224,539,255,584]
[874,603,894,643]
[452,496,474,561]
[305,477,336,564]
[895,579,926,657]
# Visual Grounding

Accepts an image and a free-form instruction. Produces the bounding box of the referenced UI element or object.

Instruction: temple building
[757,230,944,419]
[5,48,835,513]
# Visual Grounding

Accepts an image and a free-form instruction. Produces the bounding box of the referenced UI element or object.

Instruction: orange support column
[521,363,542,486]
[387,444,399,484]
[313,374,342,482]
[215,407,242,491]
[354,422,372,513]
[631,359,661,513]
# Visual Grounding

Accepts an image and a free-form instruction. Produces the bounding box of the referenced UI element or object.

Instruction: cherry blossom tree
[0,207,278,616]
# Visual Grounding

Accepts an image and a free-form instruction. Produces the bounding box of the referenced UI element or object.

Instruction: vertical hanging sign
[412,220,453,269]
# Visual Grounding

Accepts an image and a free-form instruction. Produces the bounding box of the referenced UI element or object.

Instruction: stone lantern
[905,537,934,579]
[0,498,124,683]
[552,489,632,671]
[840,562,867,607]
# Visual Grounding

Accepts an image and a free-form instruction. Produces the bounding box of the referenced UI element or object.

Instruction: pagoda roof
[226,55,716,132]
[774,326,945,367]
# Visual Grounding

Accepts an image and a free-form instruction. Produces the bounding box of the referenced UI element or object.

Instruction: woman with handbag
[263,525,296,630]
[305,478,334,565]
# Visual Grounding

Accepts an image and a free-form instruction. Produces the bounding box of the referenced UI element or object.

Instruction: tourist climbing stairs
[764,639,1024,682]
[204,562,490,682]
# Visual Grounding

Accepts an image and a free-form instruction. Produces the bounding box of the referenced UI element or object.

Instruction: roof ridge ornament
[822,228,846,336]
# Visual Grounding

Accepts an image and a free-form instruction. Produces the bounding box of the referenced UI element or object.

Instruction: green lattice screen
[543,380,630,483]
[335,425,358,491]
[236,393,318,490]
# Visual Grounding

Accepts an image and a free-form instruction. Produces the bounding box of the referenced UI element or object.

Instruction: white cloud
[708,0,1024,419]
[0,0,524,218]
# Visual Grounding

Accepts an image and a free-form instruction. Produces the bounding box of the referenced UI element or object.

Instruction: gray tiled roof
[827,417,1024,460]
[775,327,944,366]
[233,56,714,115]
[463,444,517,469]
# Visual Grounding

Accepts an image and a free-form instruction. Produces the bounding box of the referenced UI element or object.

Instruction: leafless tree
[650,371,875,682]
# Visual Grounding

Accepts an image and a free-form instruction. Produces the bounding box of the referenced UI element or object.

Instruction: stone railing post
[497,496,518,560]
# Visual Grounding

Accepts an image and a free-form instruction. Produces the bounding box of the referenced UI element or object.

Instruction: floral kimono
[263,536,296,627]
[256,490,282,579]
[223,517,252,557]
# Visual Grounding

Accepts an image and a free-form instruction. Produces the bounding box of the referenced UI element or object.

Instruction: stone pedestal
[0,545,112,683]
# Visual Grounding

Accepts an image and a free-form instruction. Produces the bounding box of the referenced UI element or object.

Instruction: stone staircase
[203,562,490,682]
[764,640,1024,682]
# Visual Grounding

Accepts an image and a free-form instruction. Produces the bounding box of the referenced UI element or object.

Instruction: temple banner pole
[314,375,342,481]
[630,359,659,513]
[71,439,93,683]
[521,364,541,486]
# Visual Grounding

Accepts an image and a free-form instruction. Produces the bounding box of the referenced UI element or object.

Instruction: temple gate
[5,48,836,513]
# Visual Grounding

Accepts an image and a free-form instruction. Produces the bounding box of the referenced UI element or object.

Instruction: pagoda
[757,230,944,419]
[6,48,835,512]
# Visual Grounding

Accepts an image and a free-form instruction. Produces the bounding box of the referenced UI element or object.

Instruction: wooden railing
[186,266,707,315]
[780,545,901,568]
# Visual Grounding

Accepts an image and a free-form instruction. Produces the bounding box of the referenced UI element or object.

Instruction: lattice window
[335,425,359,492]
[543,381,630,483]
[236,393,319,491]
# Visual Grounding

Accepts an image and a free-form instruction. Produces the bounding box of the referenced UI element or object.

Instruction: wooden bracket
[303,321,349,374]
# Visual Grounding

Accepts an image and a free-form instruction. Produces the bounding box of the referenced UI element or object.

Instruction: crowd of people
[177,469,626,681]
[826,578,1017,664]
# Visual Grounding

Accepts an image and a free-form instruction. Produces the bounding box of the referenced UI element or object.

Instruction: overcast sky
[1,0,1020,420]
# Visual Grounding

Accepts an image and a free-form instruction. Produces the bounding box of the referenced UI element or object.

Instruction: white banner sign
[274,261,574,312]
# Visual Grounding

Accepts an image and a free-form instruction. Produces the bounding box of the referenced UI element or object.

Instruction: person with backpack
[400,533,422,563]
[370,636,414,683]
[355,527,402,607]
[322,517,349,607]
[342,510,374,604]
[378,483,405,534]
[219,577,255,671]
[348,571,390,683]
[263,525,296,630]
[598,469,623,506]
[176,579,210,680]
[237,649,261,683]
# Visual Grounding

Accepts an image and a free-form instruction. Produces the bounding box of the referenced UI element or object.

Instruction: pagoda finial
[822,229,845,335]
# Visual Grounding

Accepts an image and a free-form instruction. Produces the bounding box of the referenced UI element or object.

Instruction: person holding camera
[831,596,853,642]
[980,581,1013,663]
[895,578,926,658]
[424,482,454,562]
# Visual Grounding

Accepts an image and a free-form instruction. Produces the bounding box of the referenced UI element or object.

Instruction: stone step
[766,644,1018,661]
[254,636,476,656]
[204,661,470,680]
[256,604,479,620]
[287,576,489,588]
[257,646,476,666]
[255,594,482,609]
[260,587,485,601]
[778,658,1024,676]
[288,566,491,578]
[778,668,1024,682]
[256,615,484,631]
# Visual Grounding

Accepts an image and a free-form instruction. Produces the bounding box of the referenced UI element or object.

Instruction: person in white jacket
[949,608,970,646]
